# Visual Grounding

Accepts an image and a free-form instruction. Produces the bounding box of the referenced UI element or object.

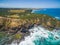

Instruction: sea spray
[11,26,60,45]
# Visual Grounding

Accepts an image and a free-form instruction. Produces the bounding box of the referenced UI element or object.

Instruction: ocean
[7,8,60,45]
[32,8,60,20]
[10,26,60,45]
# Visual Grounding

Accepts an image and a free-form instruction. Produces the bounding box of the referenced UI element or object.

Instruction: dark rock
[55,27,60,30]
[21,28,28,33]
[28,24,34,29]
[0,25,3,28]
[11,27,17,30]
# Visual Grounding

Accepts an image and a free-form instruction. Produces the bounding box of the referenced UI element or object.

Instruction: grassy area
[0,8,60,31]
[0,32,7,40]
[0,8,32,17]
[14,33,22,39]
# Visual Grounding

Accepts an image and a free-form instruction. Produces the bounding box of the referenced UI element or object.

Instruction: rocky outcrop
[0,14,60,34]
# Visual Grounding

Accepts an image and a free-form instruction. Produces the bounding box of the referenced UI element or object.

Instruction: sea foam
[11,26,60,45]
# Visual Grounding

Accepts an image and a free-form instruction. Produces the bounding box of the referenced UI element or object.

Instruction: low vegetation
[0,8,60,44]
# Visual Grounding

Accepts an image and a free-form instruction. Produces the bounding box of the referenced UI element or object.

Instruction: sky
[0,0,60,8]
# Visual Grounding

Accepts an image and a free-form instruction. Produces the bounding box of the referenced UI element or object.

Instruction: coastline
[32,8,60,20]
[0,8,60,45]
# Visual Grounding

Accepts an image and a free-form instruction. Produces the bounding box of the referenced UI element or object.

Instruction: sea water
[32,8,60,20]
[10,8,60,45]
[11,26,60,45]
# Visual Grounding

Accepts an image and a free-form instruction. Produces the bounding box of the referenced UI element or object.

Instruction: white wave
[10,26,60,45]
[55,17,60,19]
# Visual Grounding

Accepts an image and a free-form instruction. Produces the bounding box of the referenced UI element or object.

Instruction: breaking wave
[11,26,60,45]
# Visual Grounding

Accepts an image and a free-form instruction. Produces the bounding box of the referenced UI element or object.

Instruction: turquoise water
[32,8,60,20]
[11,26,60,45]
[10,8,60,45]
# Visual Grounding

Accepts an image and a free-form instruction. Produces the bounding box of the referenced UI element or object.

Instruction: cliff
[0,14,60,34]
[0,13,60,44]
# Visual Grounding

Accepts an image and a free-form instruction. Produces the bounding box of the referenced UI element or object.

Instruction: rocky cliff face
[0,14,60,34]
